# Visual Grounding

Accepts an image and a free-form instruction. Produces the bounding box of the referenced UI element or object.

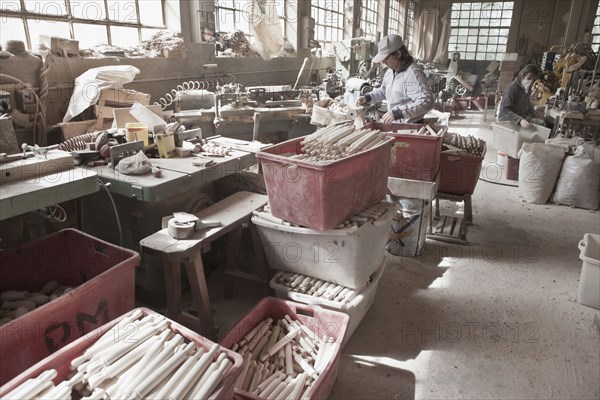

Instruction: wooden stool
[430,192,472,245]
[140,191,269,340]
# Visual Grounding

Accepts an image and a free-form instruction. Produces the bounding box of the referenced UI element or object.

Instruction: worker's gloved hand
[381,110,396,124]
[520,119,531,128]
[356,96,368,106]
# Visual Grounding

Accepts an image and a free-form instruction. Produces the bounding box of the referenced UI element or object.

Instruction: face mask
[522,79,533,91]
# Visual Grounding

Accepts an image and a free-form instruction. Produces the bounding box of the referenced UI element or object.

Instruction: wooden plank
[0,150,74,185]
[140,191,268,258]
[185,253,213,325]
[163,260,182,321]
[430,214,468,245]
[388,174,439,201]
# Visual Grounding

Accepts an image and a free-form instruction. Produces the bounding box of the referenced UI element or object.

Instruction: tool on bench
[109,141,144,166]
[22,143,59,159]
[161,212,221,239]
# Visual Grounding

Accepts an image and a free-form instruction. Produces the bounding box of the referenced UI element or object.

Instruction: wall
[0,44,335,127]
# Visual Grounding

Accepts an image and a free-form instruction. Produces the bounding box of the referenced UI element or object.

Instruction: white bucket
[577,233,600,309]
[386,199,430,257]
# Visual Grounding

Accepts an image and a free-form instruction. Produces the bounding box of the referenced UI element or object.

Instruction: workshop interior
[0,0,599,399]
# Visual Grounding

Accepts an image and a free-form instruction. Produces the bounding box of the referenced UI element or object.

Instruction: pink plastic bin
[438,143,487,195]
[365,122,443,181]
[0,308,243,400]
[220,297,349,400]
[0,228,140,385]
[256,136,394,231]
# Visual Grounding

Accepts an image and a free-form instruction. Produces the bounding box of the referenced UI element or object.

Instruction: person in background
[498,64,545,128]
[356,34,434,123]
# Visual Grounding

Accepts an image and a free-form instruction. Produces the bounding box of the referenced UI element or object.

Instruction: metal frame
[0,0,165,49]
[448,1,513,61]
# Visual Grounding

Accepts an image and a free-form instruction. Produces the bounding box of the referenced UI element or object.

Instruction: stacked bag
[518,139,599,210]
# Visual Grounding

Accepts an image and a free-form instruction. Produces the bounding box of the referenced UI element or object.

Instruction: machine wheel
[455,85,468,96]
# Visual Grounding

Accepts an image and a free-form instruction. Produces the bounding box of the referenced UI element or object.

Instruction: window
[215,0,252,38]
[215,0,291,41]
[360,0,378,40]
[0,0,166,50]
[312,0,346,53]
[405,0,415,49]
[388,0,402,35]
[448,1,513,61]
[592,2,600,53]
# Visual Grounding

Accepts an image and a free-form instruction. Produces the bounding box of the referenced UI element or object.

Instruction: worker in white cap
[357,34,434,123]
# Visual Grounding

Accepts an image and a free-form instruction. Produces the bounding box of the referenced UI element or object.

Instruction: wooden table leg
[250,222,272,294]
[163,258,182,321]
[184,252,214,331]
[224,226,243,299]
[464,194,473,225]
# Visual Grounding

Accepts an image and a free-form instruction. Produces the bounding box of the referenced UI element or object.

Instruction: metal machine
[343,78,372,107]
[446,51,474,96]
[335,38,377,78]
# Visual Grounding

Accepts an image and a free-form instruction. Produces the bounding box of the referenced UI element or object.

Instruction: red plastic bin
[0,308,243,400]
[0,228,140,385]
[364,122,443,181]
[256,136,394,230]
[438,143,487,195]
[220,297,349,400]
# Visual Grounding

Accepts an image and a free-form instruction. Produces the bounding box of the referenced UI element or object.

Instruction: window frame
[311,0,346,53]
[0,0,166,49]
[447,1,514,61]
[360,0,379,40]
[592,1,600,53]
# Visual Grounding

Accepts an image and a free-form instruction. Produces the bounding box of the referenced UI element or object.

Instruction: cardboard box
[38,36,79,55]
[96,88,151,129]
[60,120,96,139]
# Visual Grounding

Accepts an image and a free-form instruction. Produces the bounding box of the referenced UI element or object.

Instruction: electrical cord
[478,176,518,187]
[35,204,67,223]
[98,179,124,247]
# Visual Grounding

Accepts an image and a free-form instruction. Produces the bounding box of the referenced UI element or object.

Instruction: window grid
[311,1,346,53]
[0,0,165,49]
[447,1,513,61]
[388,0,402,35]
[214,2,252,39]
[592,2,600,53]
[360,0,378,39]
[405,0,415,49]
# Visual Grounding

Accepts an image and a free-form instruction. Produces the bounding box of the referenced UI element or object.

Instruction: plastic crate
[269,259,386,347]
[256,136,394,231]
[438,144,487,195]
[0,228,140,385]
[364,122,443,181]
[220,297,349,400]
[0,308,243,400]
[491,121,551,159]
[577,233,600,309]
[251,205,393,289]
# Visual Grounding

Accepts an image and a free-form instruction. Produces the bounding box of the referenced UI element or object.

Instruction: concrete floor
[330,111,600,400]
[208,111,600,399]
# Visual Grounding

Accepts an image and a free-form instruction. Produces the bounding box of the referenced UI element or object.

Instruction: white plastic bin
[270,259,386,346]
[252,206,393,289]
[492,121,551,159]
[577,233,600,309]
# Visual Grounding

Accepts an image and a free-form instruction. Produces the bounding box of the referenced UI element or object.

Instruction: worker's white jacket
[368,61,434,123]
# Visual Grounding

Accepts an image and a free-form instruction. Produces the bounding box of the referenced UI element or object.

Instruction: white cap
[372,34,404,63]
